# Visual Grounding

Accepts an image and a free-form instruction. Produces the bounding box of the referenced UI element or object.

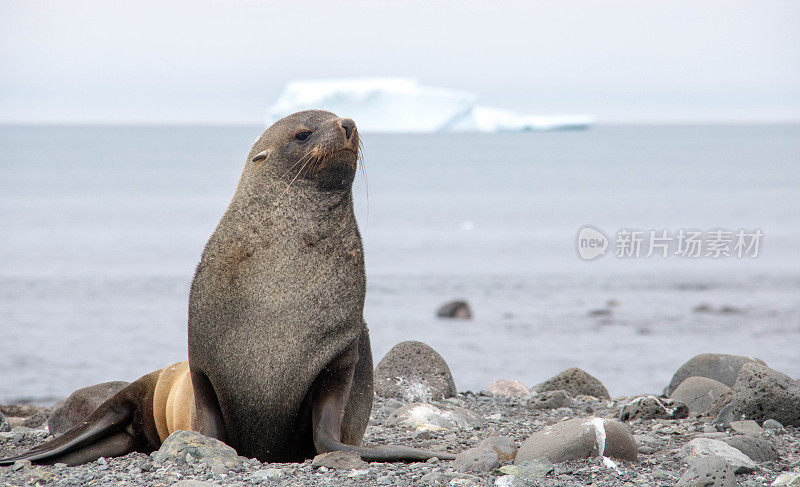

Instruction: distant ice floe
[267,78,592,133]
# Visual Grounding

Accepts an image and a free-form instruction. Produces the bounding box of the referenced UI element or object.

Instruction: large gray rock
[533,367,610,399]
[48,381,129,436]
[515,417,637,464]
[681,438,757,473]
[385,402,482,431]
[454,446,499,473]
[670,376,731,414]
[722,435,780,462]
[619,395,688,421]
[666,353,765,395]
[0,411,9,432]
[152,430,244,468]
[374,341,456,402]
[730,362,800,426]
[676,455,736,487]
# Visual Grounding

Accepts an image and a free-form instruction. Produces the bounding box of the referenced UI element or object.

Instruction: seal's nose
[339,118,355,140]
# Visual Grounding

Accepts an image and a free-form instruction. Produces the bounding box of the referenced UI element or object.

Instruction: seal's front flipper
[311,339,457,462]
[0,401,133,466]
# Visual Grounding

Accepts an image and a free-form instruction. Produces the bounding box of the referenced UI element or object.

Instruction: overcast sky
[2,0,798,124]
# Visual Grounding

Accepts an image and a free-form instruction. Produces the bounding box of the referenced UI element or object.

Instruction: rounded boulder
[515,417,637,464]
[670,376,730,414]
[374,341,456,402]
[666,353,765,396]
[48,381,129,436]
[533,367,610,399]
[730,362,800,426]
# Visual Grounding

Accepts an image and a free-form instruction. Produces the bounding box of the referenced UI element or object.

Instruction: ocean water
[1,124,799,404]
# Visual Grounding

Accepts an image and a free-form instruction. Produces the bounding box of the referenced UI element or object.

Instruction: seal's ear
[251,149,270,163]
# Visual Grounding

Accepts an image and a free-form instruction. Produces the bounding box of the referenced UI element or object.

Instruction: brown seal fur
[0,110,455,466]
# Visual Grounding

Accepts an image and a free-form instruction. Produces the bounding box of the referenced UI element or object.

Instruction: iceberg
[267,78,592,133]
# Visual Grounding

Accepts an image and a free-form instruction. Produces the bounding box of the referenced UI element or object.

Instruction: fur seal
[0,110,456,466]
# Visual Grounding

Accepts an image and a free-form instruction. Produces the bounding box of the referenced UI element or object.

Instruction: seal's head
[249,110,359,192]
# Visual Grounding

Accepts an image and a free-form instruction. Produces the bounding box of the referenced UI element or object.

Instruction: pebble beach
[2,348,799,487]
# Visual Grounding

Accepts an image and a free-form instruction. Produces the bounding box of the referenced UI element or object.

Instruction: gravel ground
[1,393,799,486]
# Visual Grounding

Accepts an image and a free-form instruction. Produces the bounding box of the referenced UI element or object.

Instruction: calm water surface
[1,125,799,403]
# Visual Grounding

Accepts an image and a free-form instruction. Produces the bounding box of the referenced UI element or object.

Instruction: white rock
[772,472,800,486]
[385,403,483,431]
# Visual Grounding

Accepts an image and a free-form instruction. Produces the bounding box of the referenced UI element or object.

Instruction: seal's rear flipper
[311,339,458,462]
[0,402,134,466]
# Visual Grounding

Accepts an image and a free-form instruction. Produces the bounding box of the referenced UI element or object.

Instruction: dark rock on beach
[526,390,574,410]
[374,341,457,402]
[669,376,730,414]
[533,367,610,399]
[619,395,688,421]
[676,455,736,487]
[722,435,780,462]
[48,381,129,436]
[730,362,800,426]
[666,353,765,395]
[436,300,472,319]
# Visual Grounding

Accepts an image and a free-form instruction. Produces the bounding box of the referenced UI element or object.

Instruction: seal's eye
[295,131,312,142]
